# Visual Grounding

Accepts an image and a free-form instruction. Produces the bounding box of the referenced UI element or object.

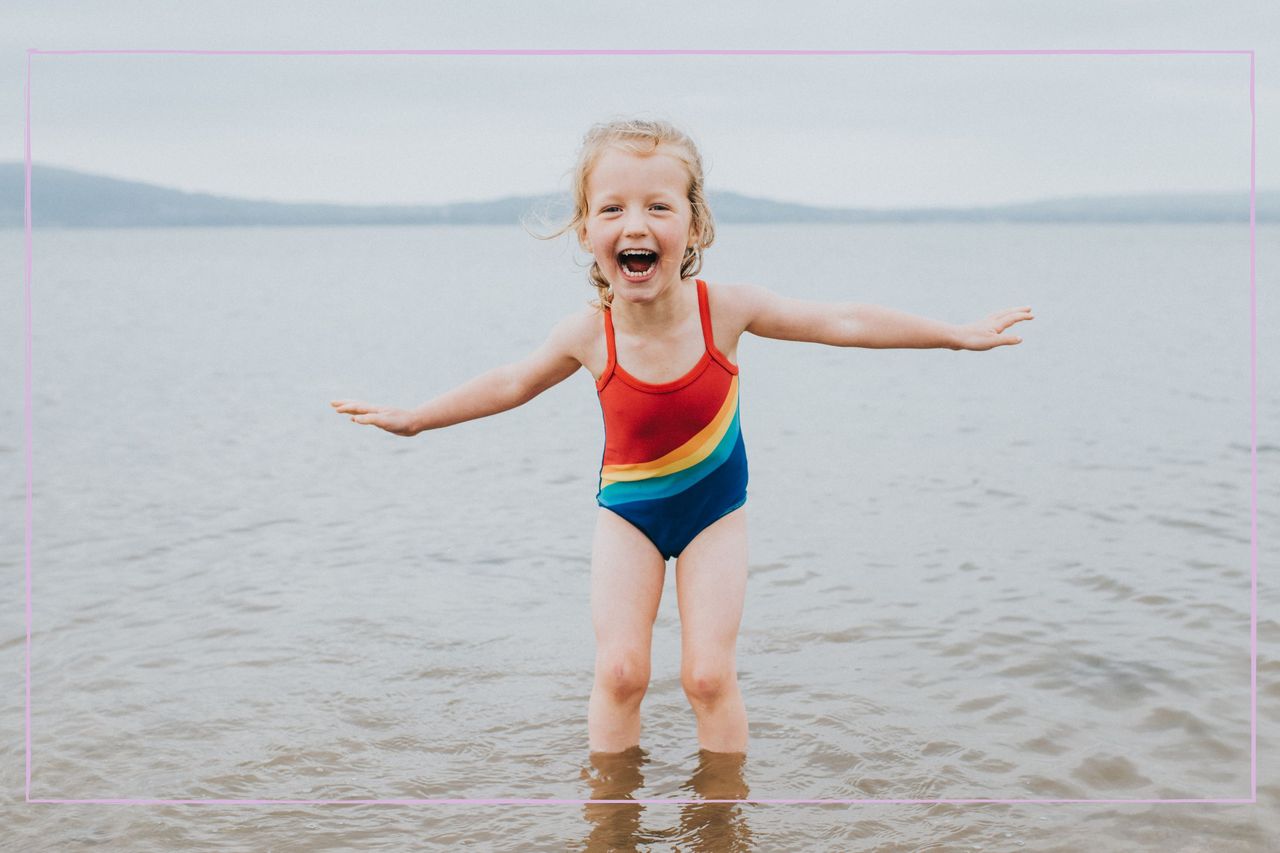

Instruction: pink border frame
[22,47,1258,807]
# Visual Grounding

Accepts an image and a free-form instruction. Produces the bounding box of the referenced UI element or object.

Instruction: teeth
[619,248,657,280]
[622,263,655,279]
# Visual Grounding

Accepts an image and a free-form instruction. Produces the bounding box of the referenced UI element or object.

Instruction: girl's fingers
[992,309,1033,333]
[332,400,384,415]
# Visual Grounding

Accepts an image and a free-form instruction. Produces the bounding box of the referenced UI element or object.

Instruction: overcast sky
[4,1,1275,209]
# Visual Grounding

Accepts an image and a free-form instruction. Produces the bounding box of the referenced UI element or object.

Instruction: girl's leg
[674,506,749,753]
[588,508,667,753]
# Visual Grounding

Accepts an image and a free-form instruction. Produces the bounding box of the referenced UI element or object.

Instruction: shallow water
[3,223,1276,850]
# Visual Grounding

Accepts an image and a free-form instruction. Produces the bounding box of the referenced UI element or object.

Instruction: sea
[2,222,1276,850]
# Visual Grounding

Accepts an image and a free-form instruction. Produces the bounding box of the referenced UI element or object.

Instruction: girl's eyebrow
[591,192,681,205]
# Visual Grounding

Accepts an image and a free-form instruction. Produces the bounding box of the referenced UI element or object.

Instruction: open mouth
[617,249,659,279]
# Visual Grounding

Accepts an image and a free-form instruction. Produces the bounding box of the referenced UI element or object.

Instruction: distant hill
[1,163,1274,227]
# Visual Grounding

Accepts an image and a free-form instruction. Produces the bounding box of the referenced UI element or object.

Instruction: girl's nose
[622,211,648,236]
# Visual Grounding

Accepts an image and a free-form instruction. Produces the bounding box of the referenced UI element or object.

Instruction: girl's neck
[609,277,696,334]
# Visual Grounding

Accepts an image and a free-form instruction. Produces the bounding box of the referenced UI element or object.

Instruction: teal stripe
[599,409,741,505]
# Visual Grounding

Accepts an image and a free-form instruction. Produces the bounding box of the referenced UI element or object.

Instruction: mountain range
[1,163,1273,227]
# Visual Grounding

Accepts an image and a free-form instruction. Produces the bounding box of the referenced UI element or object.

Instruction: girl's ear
[687,222,701,247]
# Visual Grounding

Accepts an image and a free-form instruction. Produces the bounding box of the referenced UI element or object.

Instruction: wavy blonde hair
[527,118,716,309]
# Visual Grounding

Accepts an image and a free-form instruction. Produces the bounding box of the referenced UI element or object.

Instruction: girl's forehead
[586,146,690,193]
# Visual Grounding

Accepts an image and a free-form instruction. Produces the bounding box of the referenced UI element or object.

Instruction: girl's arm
[331,314,585,436]
[732,283,1032,351]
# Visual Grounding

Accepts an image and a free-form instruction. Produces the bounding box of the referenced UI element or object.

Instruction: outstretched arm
[735,283,1032,351]
[331,314,584,436]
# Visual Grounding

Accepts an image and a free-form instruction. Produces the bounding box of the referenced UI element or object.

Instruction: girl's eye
[598,204,669,213]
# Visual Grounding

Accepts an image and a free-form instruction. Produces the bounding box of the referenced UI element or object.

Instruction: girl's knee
[681,661,736,706]
[594,648,651,701]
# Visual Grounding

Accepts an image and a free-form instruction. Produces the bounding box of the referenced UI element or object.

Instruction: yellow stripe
[600,376,738,486]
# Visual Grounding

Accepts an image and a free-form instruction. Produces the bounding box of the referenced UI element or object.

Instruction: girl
[330,118,1032,756]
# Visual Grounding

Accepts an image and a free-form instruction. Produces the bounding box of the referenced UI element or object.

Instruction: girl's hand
[330,400,420,436]
[953,306,1034,351]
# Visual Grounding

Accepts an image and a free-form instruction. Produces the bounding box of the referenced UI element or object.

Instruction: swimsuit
[595,278,749,560]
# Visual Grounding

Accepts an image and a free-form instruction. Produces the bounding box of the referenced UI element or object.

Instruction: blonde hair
[527,118,716,309]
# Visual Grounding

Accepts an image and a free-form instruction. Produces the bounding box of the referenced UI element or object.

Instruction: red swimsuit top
[595,278,740,471]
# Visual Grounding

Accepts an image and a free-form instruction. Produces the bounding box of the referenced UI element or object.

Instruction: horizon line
[5,161,1270,214]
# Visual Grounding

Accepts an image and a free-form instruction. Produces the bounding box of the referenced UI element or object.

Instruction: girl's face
[580,145,699,305]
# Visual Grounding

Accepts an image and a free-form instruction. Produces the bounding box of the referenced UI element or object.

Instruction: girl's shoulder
[703,279,761,340]
[546,303,606,366]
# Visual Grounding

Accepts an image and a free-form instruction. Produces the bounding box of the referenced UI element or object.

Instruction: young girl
[330,118,1032,756]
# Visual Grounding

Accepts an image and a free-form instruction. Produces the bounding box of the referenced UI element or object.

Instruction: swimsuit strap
[597,303,617,390]
[602,302,618,366]
[698,279,740,376]
[695,279,714,355]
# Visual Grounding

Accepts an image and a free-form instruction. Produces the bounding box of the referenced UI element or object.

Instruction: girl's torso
[589,278,750,560]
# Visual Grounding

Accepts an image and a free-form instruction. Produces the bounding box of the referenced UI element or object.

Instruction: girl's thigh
[674,507,748,661]
[590,508,667,648]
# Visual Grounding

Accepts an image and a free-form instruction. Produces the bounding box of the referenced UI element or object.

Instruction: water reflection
[579,748,753,852]
[580,747,647,851]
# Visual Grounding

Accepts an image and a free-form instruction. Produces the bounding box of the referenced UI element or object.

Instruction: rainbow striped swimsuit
[595,278,748,560]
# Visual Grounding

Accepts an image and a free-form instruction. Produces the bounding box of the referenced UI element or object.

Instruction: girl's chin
[610,283,661,303]
[610,272,681,299]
